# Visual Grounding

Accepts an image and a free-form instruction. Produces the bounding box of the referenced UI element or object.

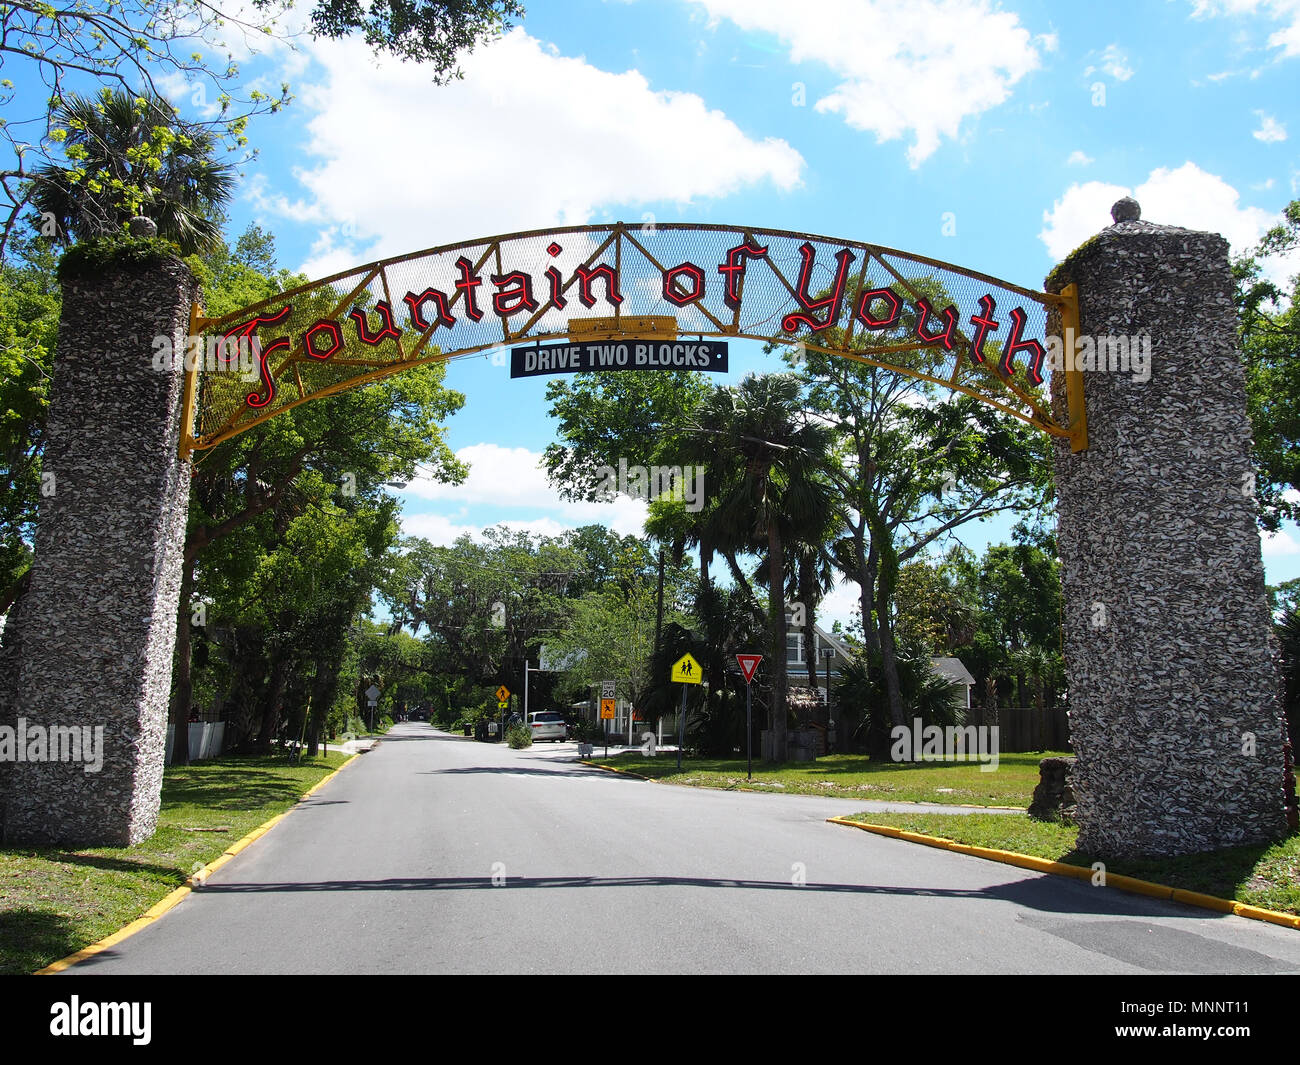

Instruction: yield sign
[736,654,762,685]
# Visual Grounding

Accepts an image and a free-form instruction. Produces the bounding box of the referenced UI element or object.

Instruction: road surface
[65,723,1300,974]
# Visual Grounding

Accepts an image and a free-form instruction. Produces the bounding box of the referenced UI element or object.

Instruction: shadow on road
[420,764,634,781]
[185,872,1225,921]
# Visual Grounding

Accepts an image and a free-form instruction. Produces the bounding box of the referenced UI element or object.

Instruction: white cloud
[1085,43,1134,81]
[1038,162,1281,263]
[398,512,580,547]
[1262,528,1300,556]
[1066,150,1094,166]
[255,27,804,276]
[1253,111,1288,141]
[1188,0,1300,58]
[398,442,650,541]
[686,0,1044,167]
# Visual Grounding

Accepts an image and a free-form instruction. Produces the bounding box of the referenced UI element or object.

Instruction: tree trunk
[767,519,788,762]
[876,581,907,731]
[306,633,345,757]
[654,548,665,661]
[255,653,290,752]
[868,511,906,736]
[169,555,196,766]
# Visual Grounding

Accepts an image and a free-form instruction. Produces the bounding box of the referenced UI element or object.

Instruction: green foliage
[543,370,711,501]
[835,649,964,757]
[0,237,60,596]
[307,0,524,72]
[2,0,518,257]
[505,722,532,748]
[56,234,185,282]
[1275,608,1300,751]
[157,226,468,753]
[33,90,237,254]
[1237,199,1300,530]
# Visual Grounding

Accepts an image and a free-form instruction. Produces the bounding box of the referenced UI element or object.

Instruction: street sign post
[601,682,615,759]
[600,696,616,758]
[498,700,509,711]
[733,652,759,780]
[671,653,702,770]
[736,654,762,780]
[495,684,511,702]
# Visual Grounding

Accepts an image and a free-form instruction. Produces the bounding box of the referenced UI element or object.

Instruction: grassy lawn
[594,750,1069,807]
[843,811,1300,916]
[0,751,350,975]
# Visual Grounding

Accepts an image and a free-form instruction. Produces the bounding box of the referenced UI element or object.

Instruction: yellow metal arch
[182,222,1085,458]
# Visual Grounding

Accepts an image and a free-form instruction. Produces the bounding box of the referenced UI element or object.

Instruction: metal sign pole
[678,684,686,771]
[746,681,752,781]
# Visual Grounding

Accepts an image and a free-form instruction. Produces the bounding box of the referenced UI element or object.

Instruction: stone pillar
[1046,199,1289,858]
[3,248,194,846]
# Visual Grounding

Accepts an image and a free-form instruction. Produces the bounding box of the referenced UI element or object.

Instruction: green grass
[596,750,1068,807]
[842,811,1300,916]
[0,751,349,975]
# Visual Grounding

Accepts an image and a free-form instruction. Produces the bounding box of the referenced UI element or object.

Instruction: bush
[835,648,964,758]
[506,722,533,749]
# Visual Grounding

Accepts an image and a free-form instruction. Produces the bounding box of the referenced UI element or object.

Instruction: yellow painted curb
[1233,902,1300,930]
[1104,873,1173,901]
[826,816,1299,932]
[581,760,652,781]
[33,752,358,975]
[1173,889,1237,914]
[141,885,193,921]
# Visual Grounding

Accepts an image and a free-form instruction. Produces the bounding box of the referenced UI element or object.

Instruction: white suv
[528,711,568,742]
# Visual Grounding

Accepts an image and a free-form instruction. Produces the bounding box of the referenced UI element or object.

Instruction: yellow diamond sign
[495,685,510,701]
[671,653,702,684]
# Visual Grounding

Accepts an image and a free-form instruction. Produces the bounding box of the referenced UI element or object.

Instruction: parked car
[528,711,568,742]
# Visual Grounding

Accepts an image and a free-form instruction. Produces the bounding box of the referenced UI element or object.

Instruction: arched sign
[183,222,1084,456]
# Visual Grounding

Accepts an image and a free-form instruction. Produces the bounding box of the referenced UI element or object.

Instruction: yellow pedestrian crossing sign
[495,685,510,701]
[671,653,702,684]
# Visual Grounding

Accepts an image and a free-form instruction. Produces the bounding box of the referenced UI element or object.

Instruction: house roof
[803,622,854,659]
[931,656,975,686]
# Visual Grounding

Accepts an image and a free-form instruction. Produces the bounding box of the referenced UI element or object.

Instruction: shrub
[506,723,533,749]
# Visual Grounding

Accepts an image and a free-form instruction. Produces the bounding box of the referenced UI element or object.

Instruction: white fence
[164,721,226,764]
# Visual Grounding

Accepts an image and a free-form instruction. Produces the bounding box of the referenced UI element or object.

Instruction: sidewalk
[326,737,380,755]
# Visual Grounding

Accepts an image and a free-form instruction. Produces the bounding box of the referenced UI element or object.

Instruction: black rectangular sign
[509,339,728,379]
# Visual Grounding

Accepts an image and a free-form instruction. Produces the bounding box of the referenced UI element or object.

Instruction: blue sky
[47,0,1300,623]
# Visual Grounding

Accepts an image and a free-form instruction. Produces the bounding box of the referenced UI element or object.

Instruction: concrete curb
[33,752,360,975]
[826,816,1300,932]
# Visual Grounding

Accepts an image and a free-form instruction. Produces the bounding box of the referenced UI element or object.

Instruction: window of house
[786,632,804,665]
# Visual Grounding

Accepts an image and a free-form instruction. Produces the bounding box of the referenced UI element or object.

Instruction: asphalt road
[66,723,1300,974]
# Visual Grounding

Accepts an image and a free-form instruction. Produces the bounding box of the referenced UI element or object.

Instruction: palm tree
[31,89,236,253]
[684,374,835,762]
